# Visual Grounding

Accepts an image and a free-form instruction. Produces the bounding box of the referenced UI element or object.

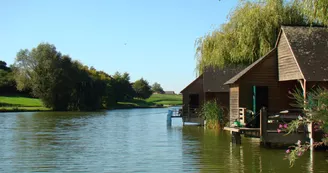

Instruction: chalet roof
[281,26,328,81]
[204,66,244,92]
[180,74,203,93]
[225,49,277,85]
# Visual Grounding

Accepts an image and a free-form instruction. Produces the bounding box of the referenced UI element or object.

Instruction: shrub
[200,100,227,129]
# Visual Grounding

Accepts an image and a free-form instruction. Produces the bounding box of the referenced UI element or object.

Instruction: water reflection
[180,126,325,173]
[12,112,106,172]
[0,109,326,173]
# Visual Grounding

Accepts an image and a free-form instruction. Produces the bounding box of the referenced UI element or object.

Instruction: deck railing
[182,105,200,118]
[260,108,307,145]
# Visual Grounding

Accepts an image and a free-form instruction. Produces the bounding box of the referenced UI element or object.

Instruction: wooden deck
[224,127,260,133]
[224,108,308,145]
[224,127,260,138]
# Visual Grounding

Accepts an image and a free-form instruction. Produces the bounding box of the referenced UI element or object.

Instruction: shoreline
[0,105,182,113]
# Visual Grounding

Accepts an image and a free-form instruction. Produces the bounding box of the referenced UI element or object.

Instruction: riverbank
[0,94,182,112]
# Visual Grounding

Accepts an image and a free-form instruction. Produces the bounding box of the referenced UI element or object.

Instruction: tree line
[1,43,165,111]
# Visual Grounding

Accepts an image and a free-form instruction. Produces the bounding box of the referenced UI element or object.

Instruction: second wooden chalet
[180,67,242,124]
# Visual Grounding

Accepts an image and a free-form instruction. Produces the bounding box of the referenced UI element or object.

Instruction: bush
[200,100,226,129]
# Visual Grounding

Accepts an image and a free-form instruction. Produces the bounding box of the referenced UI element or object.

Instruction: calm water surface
[0,108,326,173]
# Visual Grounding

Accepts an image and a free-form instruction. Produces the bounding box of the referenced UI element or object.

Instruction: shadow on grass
[0,102,23,107]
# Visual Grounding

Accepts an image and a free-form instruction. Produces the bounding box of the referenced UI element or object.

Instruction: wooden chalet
[203,67,244,114]
[180,67,242,124]
[180,74,204,124]
[224,26,328,145]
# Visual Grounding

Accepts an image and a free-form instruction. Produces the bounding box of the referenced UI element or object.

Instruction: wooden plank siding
[181,75,204,118]
[205,92,230,117]
[238,50,280,111]
[204,92,229,109]
[277,32,303,81]
[231,50,293,120]
[229,84,239,123]
[307,81,328,90]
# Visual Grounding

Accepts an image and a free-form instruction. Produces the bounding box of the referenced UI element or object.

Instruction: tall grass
[200,100,227,129]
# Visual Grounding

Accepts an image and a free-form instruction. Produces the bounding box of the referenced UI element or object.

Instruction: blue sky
[1,0,238,93]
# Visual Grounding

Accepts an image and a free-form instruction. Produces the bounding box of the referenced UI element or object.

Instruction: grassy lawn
[0,96,49,112]
[116,94,182,108]
[146,94,182,105]
[0,94,182,111]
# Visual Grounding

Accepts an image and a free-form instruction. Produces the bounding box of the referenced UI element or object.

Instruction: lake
[0,108,326,172]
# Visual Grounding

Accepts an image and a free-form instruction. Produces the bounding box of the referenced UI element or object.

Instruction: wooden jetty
[224,108,308,146]
[167,108,205,126]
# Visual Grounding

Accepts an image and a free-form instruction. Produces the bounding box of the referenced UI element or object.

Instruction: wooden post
[260,108,268,145]
[302,80,313,148]
[167,110,173,126]
[232,132,241,144]
[299,79,313,148]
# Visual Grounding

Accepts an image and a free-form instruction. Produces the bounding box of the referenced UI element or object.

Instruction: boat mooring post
[167,110,173,126]
[232,132,241,144]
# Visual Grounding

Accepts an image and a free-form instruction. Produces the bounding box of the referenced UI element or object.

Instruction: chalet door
[253,86,269,113]
[189,94,199,108]
[253,86,268,127]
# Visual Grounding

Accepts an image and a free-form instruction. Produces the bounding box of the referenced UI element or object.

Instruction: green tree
[14,44,73,110]
[133,78,153,99]
[13,43,110,111]
[299,0,328,26]
[151,82,164,94]
[0,60,16,95]
[112,72,135,102]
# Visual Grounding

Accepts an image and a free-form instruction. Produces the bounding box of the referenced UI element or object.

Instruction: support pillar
[232,132,241,144]
[167,110,172,126]
[298,79,313,148]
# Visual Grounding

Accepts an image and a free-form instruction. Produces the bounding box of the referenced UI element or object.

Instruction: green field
[146,94,182,105]
[0,94,182,111]
[116,94,182,108]
[0,96,49,112]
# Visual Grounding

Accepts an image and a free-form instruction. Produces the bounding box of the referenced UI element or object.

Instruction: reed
[200,100,226,129]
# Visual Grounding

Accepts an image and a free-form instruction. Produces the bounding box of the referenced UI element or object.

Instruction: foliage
[151,82,165,94]
[285,140,310,167]
[8,42,157,111]
[133,78,152,99]
[196,0,328,73]
[13,43,116,111]
[285,88,328,166]
[112,72,135,102]
[200,100,226,129]
[0,61,17,94]
[299,0,328,26]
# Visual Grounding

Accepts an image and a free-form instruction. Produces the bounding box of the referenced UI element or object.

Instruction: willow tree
[196,0,327,73]
[300,0,328,26]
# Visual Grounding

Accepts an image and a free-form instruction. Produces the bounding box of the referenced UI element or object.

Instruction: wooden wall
[307,81,328,91]
[276,80,301,110]
[181,75,204,117]
[205,92,229,108]
[238,50,281,112]
[277,32,303,81]
[205,92,230,117]
[230,50,299,122]
[229,84,239,123]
